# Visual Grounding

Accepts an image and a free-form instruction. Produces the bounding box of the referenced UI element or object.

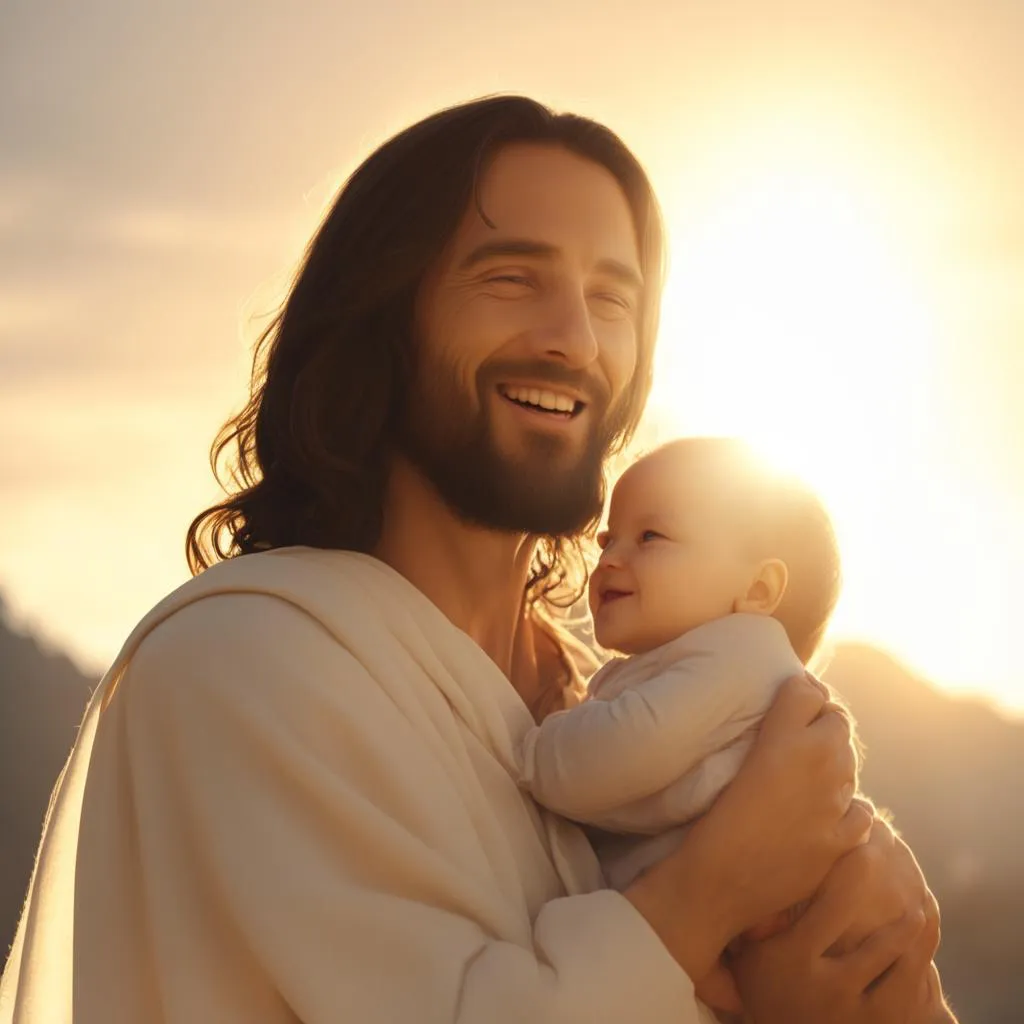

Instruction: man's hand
[731,814,944,1022]
[921,962,961,1023]
[693,962,743,1015]
[625,674,870,987]
[733,910,936,1021]
[689,674,870,934]
[823,813,938,956]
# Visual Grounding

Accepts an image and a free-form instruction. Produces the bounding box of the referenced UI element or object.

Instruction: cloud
[94,203,283,253]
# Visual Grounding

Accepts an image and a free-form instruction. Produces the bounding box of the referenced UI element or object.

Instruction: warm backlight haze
[1,2,1021,714]
[646,105,1021,713]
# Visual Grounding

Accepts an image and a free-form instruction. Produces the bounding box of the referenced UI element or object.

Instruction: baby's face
[589,450,758,654]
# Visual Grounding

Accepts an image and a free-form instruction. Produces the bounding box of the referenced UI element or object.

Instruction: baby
[519,436,852,1017]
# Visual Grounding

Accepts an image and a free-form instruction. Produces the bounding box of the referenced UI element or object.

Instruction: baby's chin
[593,627,657,657]
[592,602,690,656]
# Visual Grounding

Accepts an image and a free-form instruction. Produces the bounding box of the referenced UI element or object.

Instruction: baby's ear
[734,558,788,615]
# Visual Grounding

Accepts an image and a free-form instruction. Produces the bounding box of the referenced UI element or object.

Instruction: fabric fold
[1,547,701,1023]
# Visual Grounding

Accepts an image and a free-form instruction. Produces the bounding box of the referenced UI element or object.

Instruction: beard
[395,354,628,536]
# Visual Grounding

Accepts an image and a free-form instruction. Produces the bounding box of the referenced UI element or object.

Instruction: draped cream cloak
[0,547,701,1023]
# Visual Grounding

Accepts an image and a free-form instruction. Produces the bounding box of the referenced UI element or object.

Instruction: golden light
[652,152,944,527]
[645,139,1020,713]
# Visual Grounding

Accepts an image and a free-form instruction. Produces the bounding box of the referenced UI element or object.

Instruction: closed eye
[486,274,533,286]
[592,292,632,309]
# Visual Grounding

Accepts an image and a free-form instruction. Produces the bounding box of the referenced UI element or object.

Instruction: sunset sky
[2,1,1021,713]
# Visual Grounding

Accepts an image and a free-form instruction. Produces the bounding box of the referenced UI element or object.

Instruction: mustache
[478,359,611,408]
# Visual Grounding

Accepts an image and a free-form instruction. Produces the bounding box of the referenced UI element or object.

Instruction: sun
[647,155,946,551]
[652,164,939,477]
[638,140,1019,714]
[640,154,1017,700]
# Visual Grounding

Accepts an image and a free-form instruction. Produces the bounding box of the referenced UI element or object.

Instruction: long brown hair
[186,95,666,611]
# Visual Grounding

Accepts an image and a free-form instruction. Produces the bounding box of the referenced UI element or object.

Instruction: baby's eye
[640,529,664,543]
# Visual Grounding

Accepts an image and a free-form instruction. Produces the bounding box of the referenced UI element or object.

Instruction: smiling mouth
[497,384,585,418]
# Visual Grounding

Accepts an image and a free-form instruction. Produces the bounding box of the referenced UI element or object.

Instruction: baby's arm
[520,615,802,827]
[590,732,759,833]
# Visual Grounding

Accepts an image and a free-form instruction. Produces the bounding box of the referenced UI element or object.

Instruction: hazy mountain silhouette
[0,600,1020,1019]
[0,597,96,969]
[823,644,1024,1021]
[825,643,1024,887]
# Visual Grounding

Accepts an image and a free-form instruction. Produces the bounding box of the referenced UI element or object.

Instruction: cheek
[633,554,673,599]
[639,552,707,614]
[428,293,504,378]
[599,323,638,403]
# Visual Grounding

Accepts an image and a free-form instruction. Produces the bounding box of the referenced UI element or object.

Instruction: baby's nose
[596,544,624,569]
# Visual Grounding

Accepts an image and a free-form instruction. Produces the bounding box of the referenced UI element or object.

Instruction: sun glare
[652,160,944,539]
[643,149,1020,710]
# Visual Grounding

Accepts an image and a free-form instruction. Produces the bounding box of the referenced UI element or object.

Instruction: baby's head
[589,437,841,661]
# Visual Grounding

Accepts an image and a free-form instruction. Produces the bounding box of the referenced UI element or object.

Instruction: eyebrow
[458,238,644,292]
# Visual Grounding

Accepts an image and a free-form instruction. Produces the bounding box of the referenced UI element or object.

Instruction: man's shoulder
[108,558,421,763]
[101,548,408,710]
[145,547,400,631]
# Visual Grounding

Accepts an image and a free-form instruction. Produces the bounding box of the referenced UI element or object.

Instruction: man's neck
[373,458,550,702]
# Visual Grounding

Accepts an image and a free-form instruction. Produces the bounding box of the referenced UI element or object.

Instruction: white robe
[520,614,804,891]
[0,547,702,1023]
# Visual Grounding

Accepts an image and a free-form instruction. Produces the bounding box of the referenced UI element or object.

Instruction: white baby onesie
[520,613,803,890]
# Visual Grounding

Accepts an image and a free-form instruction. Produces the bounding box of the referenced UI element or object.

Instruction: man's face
[400,143,643,535]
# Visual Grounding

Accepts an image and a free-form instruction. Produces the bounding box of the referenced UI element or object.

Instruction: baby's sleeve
[519,614,803,827]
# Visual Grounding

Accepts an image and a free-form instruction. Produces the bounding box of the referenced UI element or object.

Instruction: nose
[596,539,626,570]
[529,287,600,369]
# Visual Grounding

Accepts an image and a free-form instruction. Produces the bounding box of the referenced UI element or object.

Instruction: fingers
[693,963,743,1015]
[790,816,902,957]
[834,797,874,851]
[866,909,941,1011]
[852,796,878,821]
[804,670,831,700]
[790,863,864,956]
[811,704,856,769]
[915,885,941,962]
[843,804,890,851]
[761,676,857,794]
[809,709,859,820]
[844,910,928,993]
[760,674,829,741]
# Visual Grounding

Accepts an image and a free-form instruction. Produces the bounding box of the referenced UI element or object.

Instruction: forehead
[610,448,724,520]
[447,143,640,269]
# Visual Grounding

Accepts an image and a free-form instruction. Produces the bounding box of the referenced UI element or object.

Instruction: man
[1,96,955,1022]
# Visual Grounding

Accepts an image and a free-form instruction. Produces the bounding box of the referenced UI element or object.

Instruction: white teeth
[502,386,577,413]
